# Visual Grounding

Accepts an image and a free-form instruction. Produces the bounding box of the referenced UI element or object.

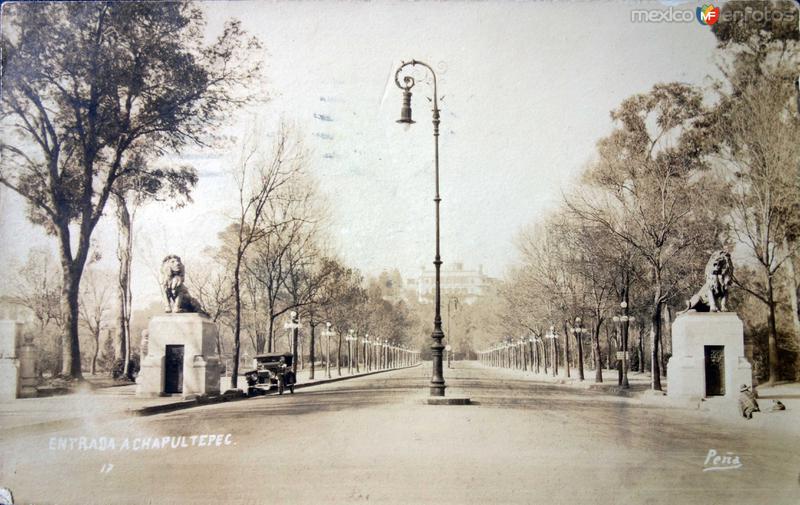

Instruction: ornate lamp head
[397,88,415,125]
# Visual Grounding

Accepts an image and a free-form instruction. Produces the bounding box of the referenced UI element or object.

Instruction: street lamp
[446,297,459,368]
[533,335,545,375]
[345,330,357,375]
[546,326,558,377]
[612,301,635,389]
[395,59,446,397]
[362,334,370,371]
[528,336,540,374]
[284,311,301,376]
[321,322,335,379]
[571,317,588,381]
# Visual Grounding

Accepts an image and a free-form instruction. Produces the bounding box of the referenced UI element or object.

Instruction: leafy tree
[569,83,721,390]
[712,0,800,383]
[0,2,261,378]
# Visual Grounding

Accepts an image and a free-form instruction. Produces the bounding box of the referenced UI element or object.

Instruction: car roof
[254,352,293,359]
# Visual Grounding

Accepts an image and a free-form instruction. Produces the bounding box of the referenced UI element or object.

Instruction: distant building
[407,262,492,305]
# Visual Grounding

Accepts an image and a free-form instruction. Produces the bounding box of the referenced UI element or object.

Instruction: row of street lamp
[477,302,636,388]
[316,321,420,379]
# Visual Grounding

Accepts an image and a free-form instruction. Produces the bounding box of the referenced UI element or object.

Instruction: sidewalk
[482,362,653,394]
[0,364,418,437]
[478,362,800,435]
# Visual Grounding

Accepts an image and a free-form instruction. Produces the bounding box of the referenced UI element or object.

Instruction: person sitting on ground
[737,384,760,419]
[770,400,786,412]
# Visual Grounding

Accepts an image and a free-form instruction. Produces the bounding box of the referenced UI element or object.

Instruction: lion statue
[161,255,206,314]
[683,250,734,313]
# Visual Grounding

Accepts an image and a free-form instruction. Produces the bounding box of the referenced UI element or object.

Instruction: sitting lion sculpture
[161,255,206,314]
[683,250,734,313]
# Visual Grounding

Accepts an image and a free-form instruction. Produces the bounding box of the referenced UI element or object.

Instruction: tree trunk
[291,327,298,376]
[309,323,316,380]
[114,194,133,379]
[662,305,672,377]
[576,330,585,380]
[593,318,603,383]
[766,274,779,386]
[650,285,663,390]
[231,253,243,389]
[562,320,570,378]
[337,333,342,376]
[91,326,100,375]
[60,267,83,379]
[267,315,275,353]
[782,239,800,381]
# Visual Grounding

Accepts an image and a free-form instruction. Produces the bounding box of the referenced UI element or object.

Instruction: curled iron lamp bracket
[395,60,438,103]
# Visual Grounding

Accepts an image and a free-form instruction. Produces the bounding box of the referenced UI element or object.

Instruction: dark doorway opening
[704,345,725,397]
[165,345,184,394]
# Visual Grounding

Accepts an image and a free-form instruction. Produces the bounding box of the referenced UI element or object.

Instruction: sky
[0,0,725,308]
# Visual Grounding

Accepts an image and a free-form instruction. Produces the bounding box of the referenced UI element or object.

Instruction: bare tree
[187,254,235,356]
[227,126,305,388]
[78,270,113,375]
[10,248,64,374]
[715,73,800,385]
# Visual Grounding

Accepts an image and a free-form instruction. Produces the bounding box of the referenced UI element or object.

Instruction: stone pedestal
[667,312,752,401]
[0,321,22,401]
[18,343,39,398]
[136,313,220,399]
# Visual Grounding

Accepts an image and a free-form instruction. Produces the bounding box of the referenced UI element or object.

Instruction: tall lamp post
[345,330,356,375]
[612,301,635,389]
[395,59,446,397]
[546,326,558,377]
[571,317,587,381]
[362,335,370,371]
[534,335,545,375]
[446,297,459,369]
[321,322,334,379]
[284,311,301,376]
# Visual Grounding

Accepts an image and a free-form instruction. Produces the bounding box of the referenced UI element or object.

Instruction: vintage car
[244,352,296,396]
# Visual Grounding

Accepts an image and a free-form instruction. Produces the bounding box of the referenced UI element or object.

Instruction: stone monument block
[136,313,220,399]
[0,320,21,358]
[0,321,22,401]
[667,312,751,401]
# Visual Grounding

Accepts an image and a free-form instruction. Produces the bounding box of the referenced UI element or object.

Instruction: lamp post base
[429,384,446,397]
[426,396,470,405]
[430,332,446,397]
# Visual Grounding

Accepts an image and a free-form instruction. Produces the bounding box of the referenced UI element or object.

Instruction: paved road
[2,362,798,505]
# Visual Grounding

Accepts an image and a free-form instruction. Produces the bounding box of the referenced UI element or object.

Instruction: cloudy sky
[0,0,723,307]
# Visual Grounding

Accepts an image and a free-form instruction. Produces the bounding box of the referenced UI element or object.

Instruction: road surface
[1,362,798,504]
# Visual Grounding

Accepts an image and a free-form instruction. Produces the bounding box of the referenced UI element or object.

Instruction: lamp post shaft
[430,75,446,396]
[622,299,630,389]
[325,326,331,379]
[395,59,446,396]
